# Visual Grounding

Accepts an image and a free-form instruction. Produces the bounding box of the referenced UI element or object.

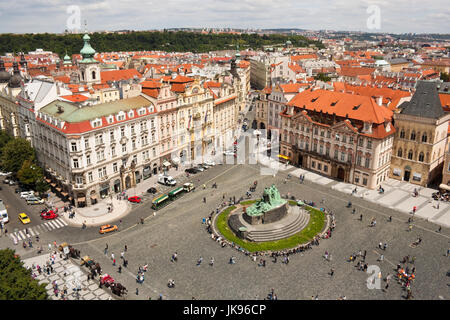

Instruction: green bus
[151,194,169,210]
[168,186,184,199]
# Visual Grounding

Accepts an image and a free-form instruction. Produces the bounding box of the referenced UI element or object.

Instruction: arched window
[400,129,405,139]
[397,148,402,157]
[418,152,424,162]
[410,131,416,141]
[408,150,413,160]
[81,71,85,80]
[422,132,427,143]
[92,71,96,80]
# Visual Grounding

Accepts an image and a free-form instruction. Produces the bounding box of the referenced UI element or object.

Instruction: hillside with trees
[0,31,324,57]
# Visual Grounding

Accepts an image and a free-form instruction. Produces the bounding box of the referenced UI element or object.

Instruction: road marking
[48,221,59,229]
[29,228,36,237]
[43,222,52,231]
[52,219,64,228]
[58,218,68,226]
[18,230,26,240]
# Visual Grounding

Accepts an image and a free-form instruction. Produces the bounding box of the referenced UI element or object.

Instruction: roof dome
[80,33,96,63]
[0,60,11,83]
[8,62,22,88]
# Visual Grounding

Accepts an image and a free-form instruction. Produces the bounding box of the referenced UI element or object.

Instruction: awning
[51,183,56,187]
[61,192,69,197]
[45,178,51,183]
[171,157,180,164]
[90,195,98,200]
[163,161,171,167]
[56,187,62,192]
[77,197,86,202]
[278,154,290,160]
[439,184,450,191]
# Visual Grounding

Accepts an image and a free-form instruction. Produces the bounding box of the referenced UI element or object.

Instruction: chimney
[376,96,383,106]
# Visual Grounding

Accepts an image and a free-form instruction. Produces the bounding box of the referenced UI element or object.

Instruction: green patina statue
[246,184,286,217]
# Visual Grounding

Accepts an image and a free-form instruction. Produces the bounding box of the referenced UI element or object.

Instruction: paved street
[23,162,446,300]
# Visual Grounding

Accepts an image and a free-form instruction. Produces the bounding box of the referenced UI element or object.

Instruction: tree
[0,249,48,300]
[441,72,449,82]
[314,73,332,82]
[17,159,46,191]
[0,138,35,174]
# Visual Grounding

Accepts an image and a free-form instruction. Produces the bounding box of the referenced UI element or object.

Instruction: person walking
[197,256,203,266]
[104,244,108,255]
[330,268,334,277]
[359,214,363,221]
[209,257,214,267]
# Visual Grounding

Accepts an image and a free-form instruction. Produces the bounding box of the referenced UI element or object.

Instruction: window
[96,150,105,161]
[110,130,115,141]
[367,140,372,149]
[358,138,364,147]
[334,150,338,159]
[113,162,118,173]
[95,134,103,145]
[88,172,93,183]
[318,163,322,170]
[365,158,370,168]
[324,165,328,172]
[141,135,148,146]
[122,144,127,153]
[76,176,83,184]
[410,131,416,141]
[408,150,413,160]
[400,129,405,139]
[86,154,91,165]
[422,133,427,143]
[84,138,89,149]
[342,135,347,143]
[311,161,316,168]
[412,173,421,182]
[341,152,346,162]
[325,147,330,157]
[131,125,135,135]
[349,136,354,144]
[73,158,79,168]
[132,154,137,164]
[111,146,116,157]
[319,145,324,154]
[362,178,368,186]
[71,142,77,152]
[120,126,125,137]
[397,148,402,157]
[418,152,424,162]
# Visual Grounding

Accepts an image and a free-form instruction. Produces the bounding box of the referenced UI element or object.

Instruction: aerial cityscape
[0,0,449,306]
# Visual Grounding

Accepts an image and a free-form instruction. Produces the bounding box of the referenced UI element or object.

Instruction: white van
[20,191,34,199]
[0,200,8,223]
[158,174,176,186]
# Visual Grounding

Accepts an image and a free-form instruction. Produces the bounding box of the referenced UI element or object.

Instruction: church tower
[78,33,101,85]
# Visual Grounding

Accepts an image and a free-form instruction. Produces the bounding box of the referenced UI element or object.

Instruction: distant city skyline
[0,0,449,35]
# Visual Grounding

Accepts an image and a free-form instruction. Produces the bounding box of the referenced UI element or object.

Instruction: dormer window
[91,119,102,128]
[128,111,134,118]
[116,113,125,121]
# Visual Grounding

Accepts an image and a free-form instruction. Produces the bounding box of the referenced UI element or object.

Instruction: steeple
[80,33,97,63]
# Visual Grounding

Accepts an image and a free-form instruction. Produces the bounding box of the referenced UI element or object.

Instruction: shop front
[99,183,110,199]
[113,179,121,193]
[143,166,151,180]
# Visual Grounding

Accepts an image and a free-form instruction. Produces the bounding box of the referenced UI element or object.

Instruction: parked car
[146,187,157,194]
[99,224,118,234]
[18,213,31,224]
[20,191,34,199]
[128,196,142,203]
[8,180,16,185]
[204,160,216,166]
[185,167,199,174]
[0,171,12,176]
[26,196,44,205]
[3,179,10,184]
[194,166,204,172]
[199,164,210,169]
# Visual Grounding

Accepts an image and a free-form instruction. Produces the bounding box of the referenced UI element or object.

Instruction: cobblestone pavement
[23,253,114,300]
[72,163,450,300]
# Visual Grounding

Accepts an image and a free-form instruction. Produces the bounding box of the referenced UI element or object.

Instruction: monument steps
[246,210,310,242]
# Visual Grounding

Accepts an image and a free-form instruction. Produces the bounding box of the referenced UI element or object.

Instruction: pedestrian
[121,251,124,259]
[111,253,114,261]
[210,257,214,266]
[408,224,413,232]
[197,256,203,266]
[359,214,363,221]
[330,268,334,277]
[104,244,108,255]
[383,243,387,250]
[388,216,392,222]
[113,258,116,266]
[124,245,128,252]
[136,288,139,295]
[379,254,384,262]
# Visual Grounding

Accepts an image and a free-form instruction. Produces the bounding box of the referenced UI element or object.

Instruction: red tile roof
[100,69,141,83]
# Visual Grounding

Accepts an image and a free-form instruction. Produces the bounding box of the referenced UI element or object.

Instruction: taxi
[18,213,31,224]
[99,224,118,234]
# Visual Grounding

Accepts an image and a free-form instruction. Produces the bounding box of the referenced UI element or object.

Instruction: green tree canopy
[0,138,35,174]
[0,249,48,300]
[17,159,46,191]
[314,73,332,82]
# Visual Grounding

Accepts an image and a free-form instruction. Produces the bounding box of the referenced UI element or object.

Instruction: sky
[0,0,448,34]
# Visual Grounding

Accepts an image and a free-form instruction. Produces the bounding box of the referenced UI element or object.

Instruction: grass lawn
[215,203,326,252]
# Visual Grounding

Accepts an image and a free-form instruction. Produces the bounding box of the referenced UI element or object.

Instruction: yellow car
[99,224,118,234]
[18,213,31,224]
